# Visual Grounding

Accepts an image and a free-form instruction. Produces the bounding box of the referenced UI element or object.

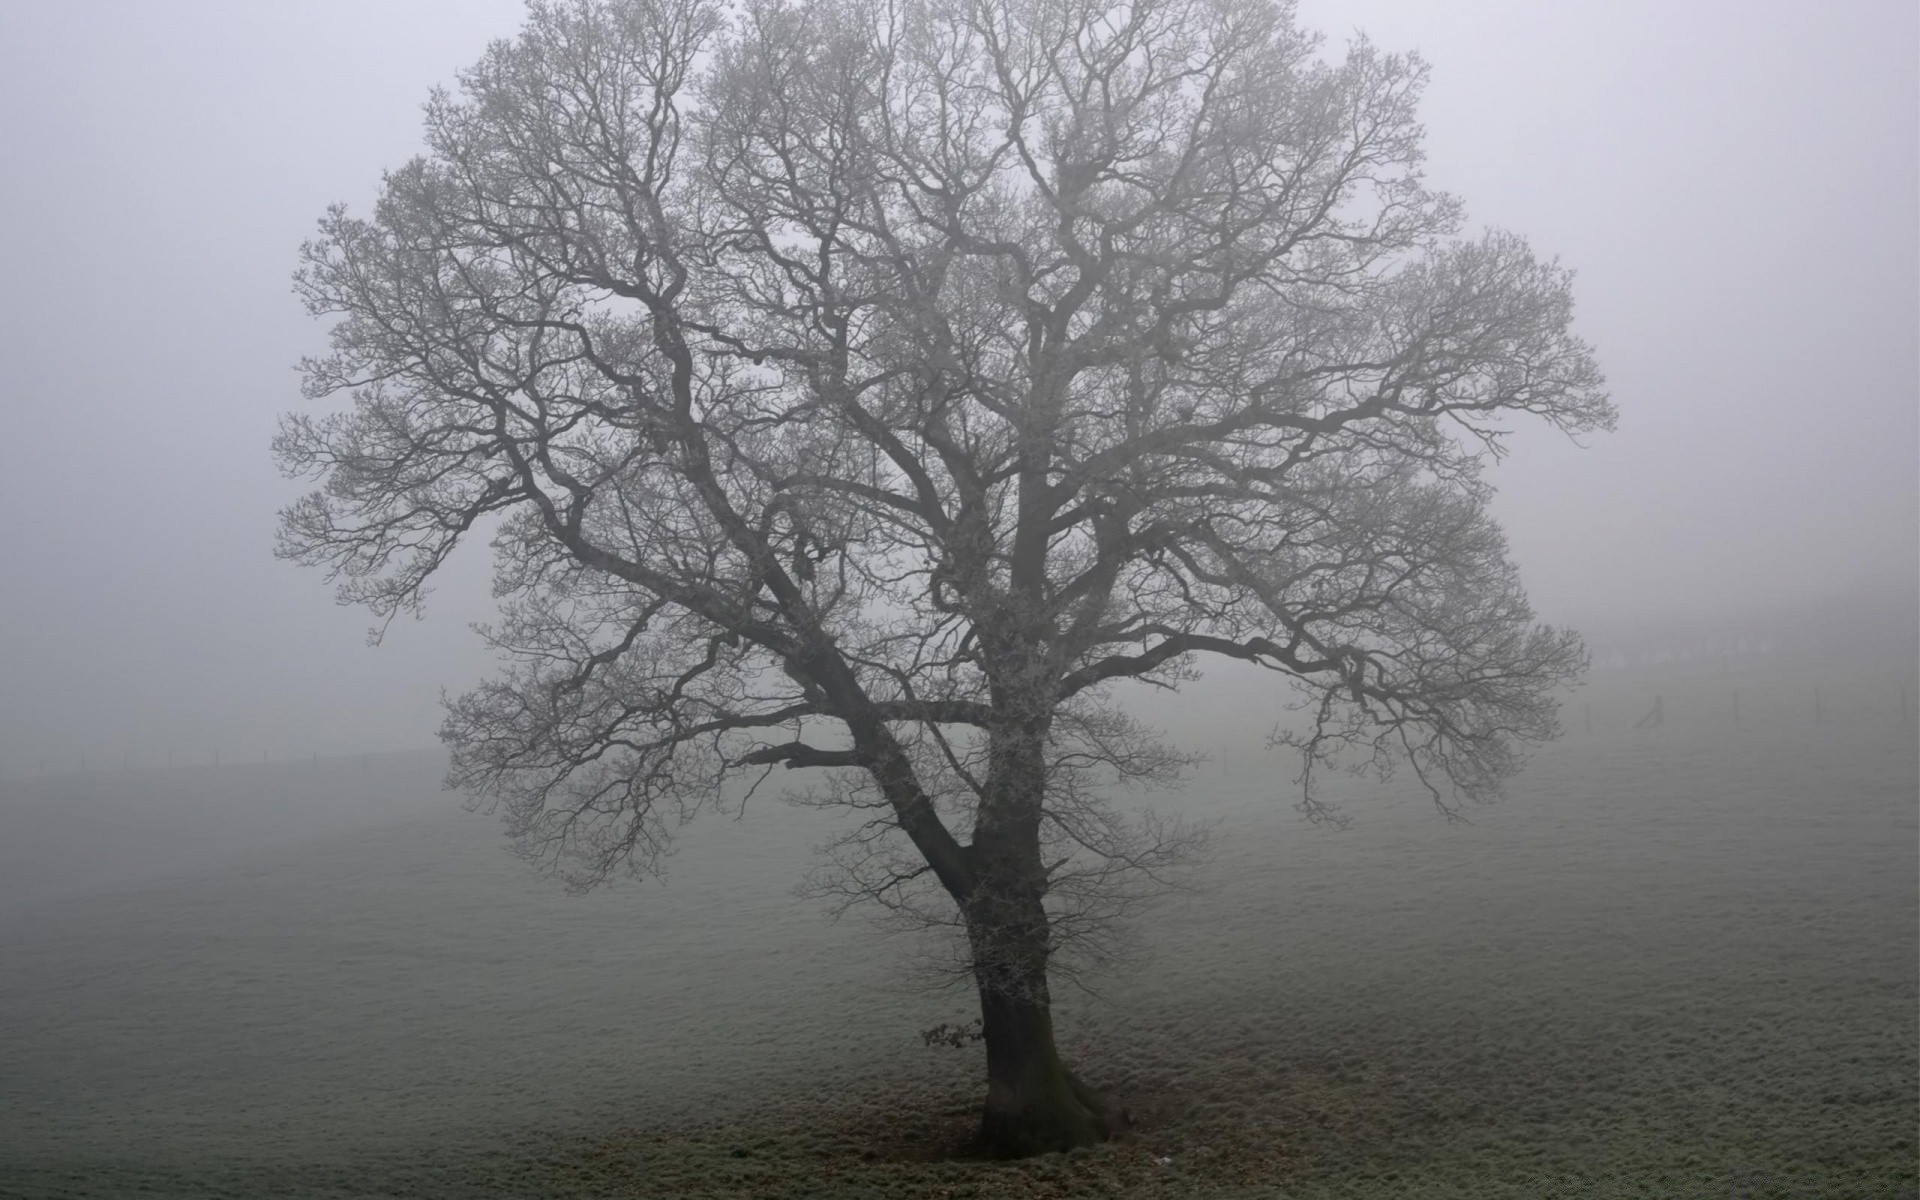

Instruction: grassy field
[1,658,1914,1198]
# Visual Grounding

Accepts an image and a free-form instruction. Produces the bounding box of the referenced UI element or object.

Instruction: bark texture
[977,986,1124,1156]
[964,718,1126,1155]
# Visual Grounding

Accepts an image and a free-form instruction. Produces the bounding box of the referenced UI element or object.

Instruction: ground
[0,655,1914,1198]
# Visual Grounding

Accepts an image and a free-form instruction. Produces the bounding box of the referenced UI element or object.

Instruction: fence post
[1632,694,1664,730]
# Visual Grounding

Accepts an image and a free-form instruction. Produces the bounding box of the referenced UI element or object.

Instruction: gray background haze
[1,0,1914,774]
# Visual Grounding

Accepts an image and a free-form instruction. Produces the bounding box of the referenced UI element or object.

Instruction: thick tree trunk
[974,977,1125,1157]
[962,687,1125,1156]
[963,835,1125,1155]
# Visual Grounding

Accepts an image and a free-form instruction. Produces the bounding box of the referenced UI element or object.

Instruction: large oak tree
[279,0,1611,1156]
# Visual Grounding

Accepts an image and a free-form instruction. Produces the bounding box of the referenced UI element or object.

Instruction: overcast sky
[1,0,1914,773]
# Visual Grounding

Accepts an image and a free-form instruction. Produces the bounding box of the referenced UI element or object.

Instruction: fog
[0,4,1915,1194]
[0,0,1912,777]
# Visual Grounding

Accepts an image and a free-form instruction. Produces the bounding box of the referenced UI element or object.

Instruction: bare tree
[277,0,1611,1156]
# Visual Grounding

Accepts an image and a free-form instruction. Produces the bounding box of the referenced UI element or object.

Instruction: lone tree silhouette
[278,0,1611,1156]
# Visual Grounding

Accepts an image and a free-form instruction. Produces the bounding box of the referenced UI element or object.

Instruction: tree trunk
[963,692,1126,1156]
[963,837,1125,1156]
[974,975,1125,1157]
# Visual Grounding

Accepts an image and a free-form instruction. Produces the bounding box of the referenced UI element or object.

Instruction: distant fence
[1592,683,1911,735]
[1196,674,1915,778]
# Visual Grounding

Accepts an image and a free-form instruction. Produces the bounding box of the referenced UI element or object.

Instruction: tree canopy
[278,0,1611,1155]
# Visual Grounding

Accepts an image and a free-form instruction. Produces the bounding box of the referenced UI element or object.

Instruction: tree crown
[279,0,1611,953]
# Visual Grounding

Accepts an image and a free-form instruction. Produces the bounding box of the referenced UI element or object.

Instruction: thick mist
[0,2,1914,1195]
[0,0,1912,779]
